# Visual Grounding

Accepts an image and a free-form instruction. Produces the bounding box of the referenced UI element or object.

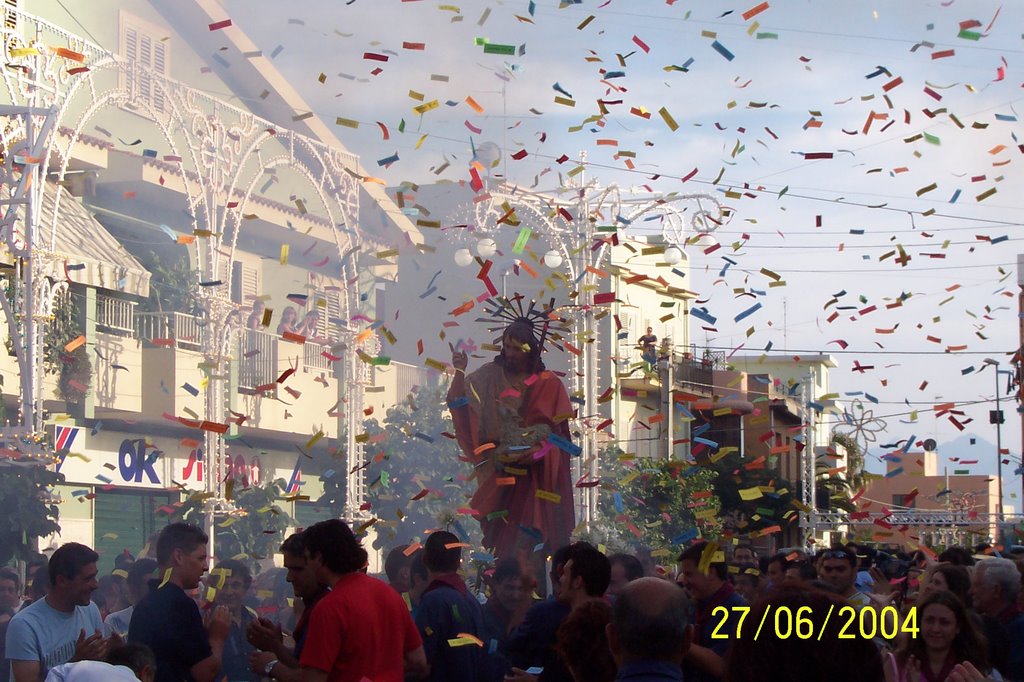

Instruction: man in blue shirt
[676,542,747,682]
[608,577,691,682]
[5,543,111,681]
[128,523,230,682]
[414,530,486,682]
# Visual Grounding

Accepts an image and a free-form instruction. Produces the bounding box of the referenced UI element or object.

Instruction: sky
[214,0,1024,511]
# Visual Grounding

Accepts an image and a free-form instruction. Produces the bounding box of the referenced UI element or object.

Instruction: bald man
[606,578,692,682]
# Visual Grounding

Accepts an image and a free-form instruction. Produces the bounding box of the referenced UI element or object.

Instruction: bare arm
[189,605,230,682]
[404,645,429,680]
[446,344,467,403]
[10,660,40,682]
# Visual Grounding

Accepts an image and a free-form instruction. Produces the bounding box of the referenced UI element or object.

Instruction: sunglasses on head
[821,549,850,561]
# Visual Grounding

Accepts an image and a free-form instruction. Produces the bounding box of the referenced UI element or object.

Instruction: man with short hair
[248,532,328,678]
[274,519,427,682]
[104,560,157,638]
[5,543,110,682]
[607,578,692,682]
[816,546,870,608]
[506,542,610,682]
[970,557,1024,680]
[731,545,756,566]
[128,523,231,682]
[415,531,485,682]
[210,559,258,682]
[607,554,644,601]
[676,542,747,682]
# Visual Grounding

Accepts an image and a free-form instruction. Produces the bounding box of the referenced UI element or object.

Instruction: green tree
[178,478,293,569]
[0,462,62,565]
[594,448,722,558]
[318,386,477,552]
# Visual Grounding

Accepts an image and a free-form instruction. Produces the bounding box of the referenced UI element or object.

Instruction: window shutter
[231,261,259,305]
[152,40,166,113]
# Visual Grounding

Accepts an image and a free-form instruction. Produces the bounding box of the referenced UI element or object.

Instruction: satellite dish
[923,438,937,453]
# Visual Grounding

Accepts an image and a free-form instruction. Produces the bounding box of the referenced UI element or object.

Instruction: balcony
[136,312,201,351]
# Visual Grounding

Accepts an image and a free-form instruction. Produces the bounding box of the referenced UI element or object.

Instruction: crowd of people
[2,525,1022,682]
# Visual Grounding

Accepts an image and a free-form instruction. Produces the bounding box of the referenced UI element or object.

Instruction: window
[118,12,170,115]
[231,260,260,307]
[893,494,916,509]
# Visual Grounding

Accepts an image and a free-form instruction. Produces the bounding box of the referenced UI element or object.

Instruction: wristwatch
[263,659,278,678]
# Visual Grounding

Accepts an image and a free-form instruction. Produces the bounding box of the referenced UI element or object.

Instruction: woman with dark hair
[449,314,575,563]
[919,564,972,608]
[888,591,993,682]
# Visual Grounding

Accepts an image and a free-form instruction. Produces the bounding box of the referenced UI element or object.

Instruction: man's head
[734,567,761,602]
[765,553,789,588]
[970,557,1021,617]
[156,523,209,590]
[608,577,691,665]
[733,544,757,565]
[0,568,20,612]
[408,550,429,606]
[384,544,413,593]
[303,519,367,581]
[817,546,858,597]
[607,553,645,599]
[423,530,462,575]
[106,643,156,682]
[676,542,727,602]
[491,557,525,612]
[48,542,100,607]
[125,558,158,606]
[280,532,320,601]
[557,542,611,605]
[211,559,252,609]
[499,319,543,374]
[549,543,574,600]
[646,327,653,335]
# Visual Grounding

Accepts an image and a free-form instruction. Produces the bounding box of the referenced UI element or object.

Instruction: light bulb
[664,246,683,265]
[476,237,497,258]
[454,248,474,267]
[542,250,563,269]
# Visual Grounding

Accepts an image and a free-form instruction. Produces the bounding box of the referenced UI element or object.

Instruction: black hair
[213,558,253,589]
[303,519,367,575]
[494,557,523,584]
[565,542,611,597]
[609,553,645,582]
[126,558,158,589]
[678,542,728,581]
[106,643,156,677]
[818,545,857,568]
[156,523,208,566]
[384,544,412,583]
[938,546,976,567]
[48,543,99,587]
[423,531,461,574]
[280,531,307,557]
[409,549,429,585]
[0,568,20,590]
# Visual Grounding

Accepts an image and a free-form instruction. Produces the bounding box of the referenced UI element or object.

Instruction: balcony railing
[303,339,335,372]
[136,312,201,351]
[96,295,135,337]
[239,329,277,393]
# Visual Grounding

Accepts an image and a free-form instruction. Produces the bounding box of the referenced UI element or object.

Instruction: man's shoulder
[8,597,50,628]
[524,598,570,622]
[723,590,748,608]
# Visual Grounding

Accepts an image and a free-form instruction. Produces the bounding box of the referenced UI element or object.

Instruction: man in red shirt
[269,519,427,682]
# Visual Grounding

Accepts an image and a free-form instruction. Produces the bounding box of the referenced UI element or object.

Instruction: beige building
[1,0,422,571]
[860,450,999,546]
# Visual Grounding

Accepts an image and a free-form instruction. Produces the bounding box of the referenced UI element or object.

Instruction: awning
[41,182,151,297]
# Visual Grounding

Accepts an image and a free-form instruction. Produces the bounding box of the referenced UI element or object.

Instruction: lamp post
[984,358,1008,538]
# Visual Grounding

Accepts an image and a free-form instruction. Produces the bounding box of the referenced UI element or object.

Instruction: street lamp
[984,358,1008,535]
